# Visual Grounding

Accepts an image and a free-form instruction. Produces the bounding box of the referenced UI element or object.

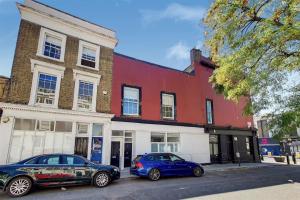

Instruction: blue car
[130,153,204,181]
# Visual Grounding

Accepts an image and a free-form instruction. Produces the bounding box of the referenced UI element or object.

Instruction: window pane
[14,118,36,130]
[38,156,60,165]
[77,123,89,134]
[206,100,213,124]
[167,133,180,142]
[162,93,174,119]
[112,130,123,136]
[151,133,165,142]
[36,74,57,105]
[44,35,61,59]
[151,144,158,152]
[125,131,132,137]
[65,156,85,165]
[159,144,165,152]
[92,124,103,136]
[125,138,132,143]
[123,87,139,115]
[55,121,72,132]
[37,121,55,131]
[78,81,93,110]
[81,47,96,68]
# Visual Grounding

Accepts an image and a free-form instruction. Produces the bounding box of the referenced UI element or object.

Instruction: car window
[156,155,170,161]
[38,156,60,165]
[169,155,183,162]
[64,156,85,165]
[145,155,155,161]
[25,157,40,164]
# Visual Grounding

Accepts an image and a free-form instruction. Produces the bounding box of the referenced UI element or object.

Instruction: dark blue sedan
[0,154,120,197]
[130,153,204,181]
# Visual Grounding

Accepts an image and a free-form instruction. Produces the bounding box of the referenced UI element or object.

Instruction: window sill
[121,114,141,118]
[161,117,176,122]
[31,103,58,109]
[36,53,64,63]
[76,63,99,71]
[73,107,96,113]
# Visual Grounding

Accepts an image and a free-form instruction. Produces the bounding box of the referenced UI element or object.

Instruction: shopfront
[0,103,113,165]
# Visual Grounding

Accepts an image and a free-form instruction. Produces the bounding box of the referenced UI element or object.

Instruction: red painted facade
[111,52,253,128]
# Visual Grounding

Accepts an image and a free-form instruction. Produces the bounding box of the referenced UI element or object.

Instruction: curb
[119,164,281,179]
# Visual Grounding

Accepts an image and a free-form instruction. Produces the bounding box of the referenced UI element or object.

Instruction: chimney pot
[190,48,202,64]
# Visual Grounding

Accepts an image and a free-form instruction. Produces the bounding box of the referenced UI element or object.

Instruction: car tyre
[148,168,161,181]
[6,176,32,198]
[193,166,204,177]
[94,172,111,188]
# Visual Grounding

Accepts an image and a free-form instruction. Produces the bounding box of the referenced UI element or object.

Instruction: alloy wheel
[193,167,203,177]
[8,177,31,197]
[95,173,110,187]
[149,169,160,181]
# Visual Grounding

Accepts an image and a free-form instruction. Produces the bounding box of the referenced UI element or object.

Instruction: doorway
[110,138,122,168]
[124,143,132,167]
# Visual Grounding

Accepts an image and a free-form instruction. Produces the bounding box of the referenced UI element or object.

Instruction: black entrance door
[75,137,88,158]
[110,141,120,168]
[124,143,132,168]
[226,136,234,162]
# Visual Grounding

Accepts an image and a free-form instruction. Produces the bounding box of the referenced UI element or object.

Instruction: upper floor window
[44,35,62,59]
[77,40,100,70]
[29,59,65,108]
[72,70,100,112]
[206,99,214,124]
[77,81,94,110]
[122,86,140,116]
[161,93,175,120]
[37,28,67,62]
[36,73,57,105]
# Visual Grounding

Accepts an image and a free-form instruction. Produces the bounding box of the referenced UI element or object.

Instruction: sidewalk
[262,156,300,166]
[120,162,279,179]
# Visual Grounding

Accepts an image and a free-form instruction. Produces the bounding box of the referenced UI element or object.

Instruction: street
[1,165,300,200]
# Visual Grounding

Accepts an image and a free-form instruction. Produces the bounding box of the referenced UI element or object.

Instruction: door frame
[110,137,124,169]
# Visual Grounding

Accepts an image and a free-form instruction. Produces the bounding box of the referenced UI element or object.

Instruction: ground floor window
[151,132,180,153]
[9,118,73,163]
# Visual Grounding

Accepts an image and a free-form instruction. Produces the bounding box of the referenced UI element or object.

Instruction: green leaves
[204,0,300,111]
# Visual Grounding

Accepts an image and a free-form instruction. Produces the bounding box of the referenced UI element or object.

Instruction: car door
[32,155,65,186]
[61,155,93,184]
[169,154,190,175]
[156,154,175,176]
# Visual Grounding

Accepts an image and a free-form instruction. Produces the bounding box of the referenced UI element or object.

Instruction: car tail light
[135,162,143,169]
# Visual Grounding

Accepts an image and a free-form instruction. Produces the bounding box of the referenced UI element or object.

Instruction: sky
[0,0,213,77]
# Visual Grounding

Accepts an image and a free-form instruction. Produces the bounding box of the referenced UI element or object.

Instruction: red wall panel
[112,53,253,128]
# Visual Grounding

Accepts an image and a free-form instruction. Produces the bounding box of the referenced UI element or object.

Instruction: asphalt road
[1,165,300,200]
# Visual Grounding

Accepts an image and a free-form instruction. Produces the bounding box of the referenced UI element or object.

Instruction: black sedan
[0,154,120,197]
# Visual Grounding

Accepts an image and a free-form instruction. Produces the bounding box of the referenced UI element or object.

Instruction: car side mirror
[84,161,89,166]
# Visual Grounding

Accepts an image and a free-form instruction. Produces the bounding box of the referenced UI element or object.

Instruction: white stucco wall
[0,117,14,165]
[111,121,210,164]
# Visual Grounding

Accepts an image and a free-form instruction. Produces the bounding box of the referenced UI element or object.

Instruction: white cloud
[166,42,190,61]
[140,3,206,23]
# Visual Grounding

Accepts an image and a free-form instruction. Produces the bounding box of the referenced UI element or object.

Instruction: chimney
[190,48,202,65]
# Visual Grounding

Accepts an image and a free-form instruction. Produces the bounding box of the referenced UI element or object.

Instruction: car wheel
[94,172,111,187]
[193,166,204,177]
[148,168,160,181]
[6,176,32,197]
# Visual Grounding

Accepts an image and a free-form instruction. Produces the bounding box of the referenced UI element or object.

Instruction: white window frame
[73,69,101,112]
[162,93,175,120]
[77,40,100,71]
[151,132,180,153]
[122,86,140,116]
[37,27,67,62]
[29,59,65,108]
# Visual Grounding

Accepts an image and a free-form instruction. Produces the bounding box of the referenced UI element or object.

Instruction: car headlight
[113,167,120,172]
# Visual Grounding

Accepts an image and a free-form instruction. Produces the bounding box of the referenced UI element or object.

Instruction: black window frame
[206,98,214,125]
[121,84,142,117]
[160,92,176,121]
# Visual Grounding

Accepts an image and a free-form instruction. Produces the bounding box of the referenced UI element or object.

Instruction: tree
[204,0,300,114]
